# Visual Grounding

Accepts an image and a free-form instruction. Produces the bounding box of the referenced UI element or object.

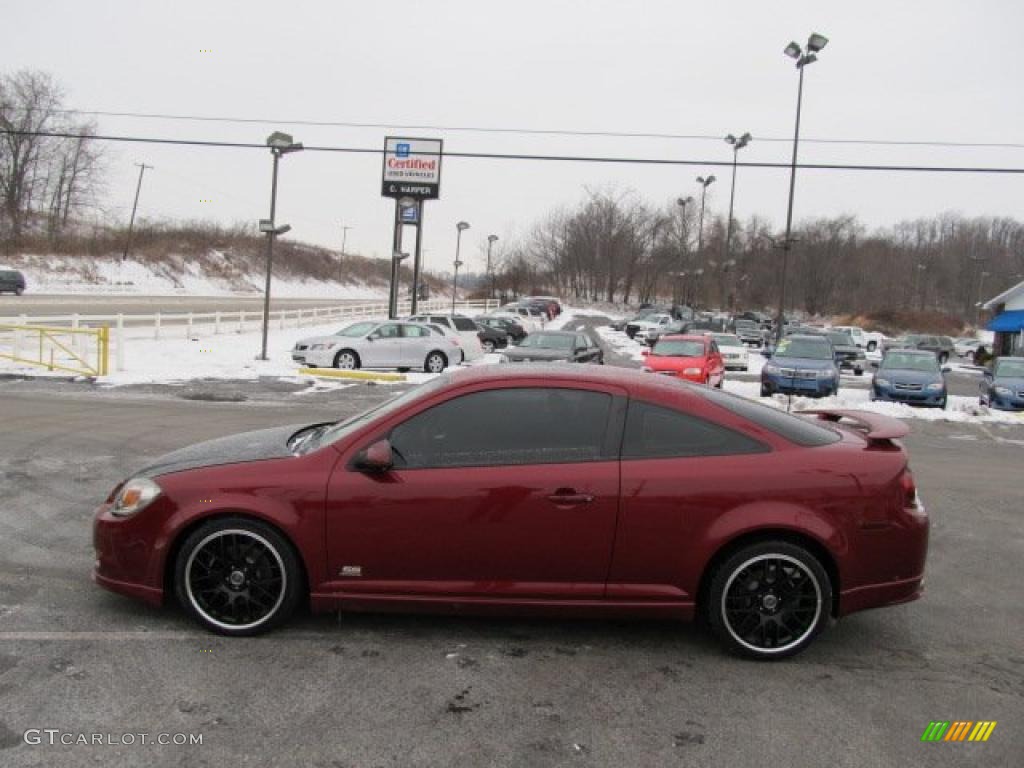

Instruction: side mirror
[366,334,377,342]
[354,439,393,473]
[641,348,650,356]
[941,366,952,374]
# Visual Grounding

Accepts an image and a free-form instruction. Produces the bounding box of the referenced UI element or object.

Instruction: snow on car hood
[135,424,306,478]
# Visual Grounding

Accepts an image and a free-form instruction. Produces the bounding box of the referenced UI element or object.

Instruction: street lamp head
[737,132,752,149]
[697,175,716,187]
[266,131,294,148]
[456,221,470,231]
[784,41,802,59]
[725,134,737,145]
[488,234,499,243]
[806,33,829,53]
[799,52,818,68]
[454,260,464,268]
[677,196,693,207]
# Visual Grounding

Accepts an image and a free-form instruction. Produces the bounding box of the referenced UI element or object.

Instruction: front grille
[894,382,923,392]
[778,368,818,380]
[295,344,308,351]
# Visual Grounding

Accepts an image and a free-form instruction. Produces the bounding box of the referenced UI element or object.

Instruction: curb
[298,367,406,382]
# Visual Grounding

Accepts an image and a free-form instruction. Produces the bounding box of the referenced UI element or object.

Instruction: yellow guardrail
[0,324,110,377]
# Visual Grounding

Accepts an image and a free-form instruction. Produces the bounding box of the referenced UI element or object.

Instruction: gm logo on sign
[921,721,997,742]
[396,143,411,158]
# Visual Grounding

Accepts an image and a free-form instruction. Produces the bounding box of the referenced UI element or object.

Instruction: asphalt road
[0,377,1021,767]
[0,294,375,318]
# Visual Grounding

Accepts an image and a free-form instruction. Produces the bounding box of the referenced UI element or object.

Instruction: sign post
[381,137,442,318]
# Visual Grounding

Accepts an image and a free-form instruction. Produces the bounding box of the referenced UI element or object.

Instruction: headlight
[926,382,944,392]
[875,377,891,387]
[994,386,1011,396]
[111,477,162,518]
[683,367,703,375]
[763,363,780,375]
[310,342,336,351]
[817,368,836,378]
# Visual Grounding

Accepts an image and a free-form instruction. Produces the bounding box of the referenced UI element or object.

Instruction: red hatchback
[93,366,928,658]
[642,334,725,387]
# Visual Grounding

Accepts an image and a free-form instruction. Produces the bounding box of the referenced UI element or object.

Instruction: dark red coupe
[94,365,928,659]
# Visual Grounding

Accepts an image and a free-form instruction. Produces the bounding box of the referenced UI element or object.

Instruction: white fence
[0,299,500,373]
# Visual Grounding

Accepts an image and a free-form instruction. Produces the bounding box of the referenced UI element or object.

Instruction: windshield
[519,333,575,350]
[827,332,854,346]
[300,377,448,454]
[774,338,832,360]
[335,321,377,337]
[995,358,1024,377]
[881,352,939,372]
[713,334,742,347]
[653,339,705,357]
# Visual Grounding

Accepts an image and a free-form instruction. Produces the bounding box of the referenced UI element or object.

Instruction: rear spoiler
[802,409,909,444]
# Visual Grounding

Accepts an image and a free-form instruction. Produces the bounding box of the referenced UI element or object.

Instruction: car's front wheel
[938,352,949,364]
[866,341,877,352]
[707,540,831,660]
[174,518,303,636]
[481,339,495,353]
[333,350,359,369]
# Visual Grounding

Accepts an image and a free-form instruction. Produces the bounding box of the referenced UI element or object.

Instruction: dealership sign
[381,137,443,199]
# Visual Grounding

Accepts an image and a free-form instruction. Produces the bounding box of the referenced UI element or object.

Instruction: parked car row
[0,268,26,295]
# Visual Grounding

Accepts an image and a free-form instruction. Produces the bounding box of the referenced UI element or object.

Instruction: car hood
[768,356,834,371]
[504,347,572,361]
[993,375,1024,389]
[876,368,943,386]
[295,335,338,347]
[135,424,306,478]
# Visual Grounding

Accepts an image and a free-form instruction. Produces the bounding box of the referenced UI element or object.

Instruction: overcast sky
[7,0,1024,272]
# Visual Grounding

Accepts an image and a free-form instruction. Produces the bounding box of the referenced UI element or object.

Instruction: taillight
[900,468,918,509]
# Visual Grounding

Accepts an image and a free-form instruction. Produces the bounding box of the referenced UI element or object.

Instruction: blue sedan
[871,349,949,408]
[979,356,1024,410]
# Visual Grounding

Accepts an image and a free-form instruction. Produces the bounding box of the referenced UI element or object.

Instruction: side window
[452,317,478,332]
[575,335,589,350]
[622,400,768,460]
[389,388,613,468]
[429,316,449,327]
[375,324,401,339]
[402,325,429,338]
[708,342,718,355]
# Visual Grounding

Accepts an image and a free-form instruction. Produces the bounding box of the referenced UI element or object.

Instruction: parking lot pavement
[1,383,1022,767]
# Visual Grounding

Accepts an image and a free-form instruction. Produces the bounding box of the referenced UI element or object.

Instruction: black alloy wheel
[707,541,831,659]
[175,518,301,636]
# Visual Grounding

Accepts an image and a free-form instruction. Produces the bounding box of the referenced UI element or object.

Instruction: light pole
[776,32,828,343]
[977,271,991,324]
[259,131,302,361]
[723,132,752,266]
[121,162,153,265]
[695,175,716,255]
[338,224,351,283]
[452,221,470,314]
[486,234,499,303]
[675,196,693,306]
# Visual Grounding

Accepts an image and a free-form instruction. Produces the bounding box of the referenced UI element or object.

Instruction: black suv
[0,269,26,295]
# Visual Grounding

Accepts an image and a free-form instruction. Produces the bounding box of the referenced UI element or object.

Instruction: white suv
[408,314,485,361]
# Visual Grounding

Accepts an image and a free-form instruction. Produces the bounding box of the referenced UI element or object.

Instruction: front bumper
[761,373,836,396]
[92,502,165,606]
[872,386,946,407]
[987,390,1024,410]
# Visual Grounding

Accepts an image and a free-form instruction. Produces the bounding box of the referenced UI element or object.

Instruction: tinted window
[775,338,832,360]
[452,317,478,332]
[701,388,841,447]
[623,401,767,459]
[335,321,376,337]
[373,324,401,339]
[575,335,590,349]
[389,388,613,468]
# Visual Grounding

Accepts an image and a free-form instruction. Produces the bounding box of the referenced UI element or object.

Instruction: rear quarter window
[452,317,479,332]
[701,388,841,447]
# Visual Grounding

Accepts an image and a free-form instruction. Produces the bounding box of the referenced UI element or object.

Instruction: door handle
[546,490,594,506]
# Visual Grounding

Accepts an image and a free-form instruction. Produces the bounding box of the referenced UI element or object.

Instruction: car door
[323,385,625,600]
[707,341,725,386]
[400,323,431,367]
[360,323,405,368]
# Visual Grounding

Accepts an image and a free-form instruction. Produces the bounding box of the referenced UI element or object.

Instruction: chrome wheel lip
[184,529,286,632]
[720,553,822,655]
[336,352,356,369]
[427,354,445,372]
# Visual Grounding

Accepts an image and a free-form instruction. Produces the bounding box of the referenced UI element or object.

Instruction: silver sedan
[299,320,462,372]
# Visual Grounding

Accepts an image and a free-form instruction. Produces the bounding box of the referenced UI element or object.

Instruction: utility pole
[338,224,352,283]
[121,163,153,263]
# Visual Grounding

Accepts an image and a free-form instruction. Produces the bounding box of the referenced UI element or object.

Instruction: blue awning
[987,310,1024,332]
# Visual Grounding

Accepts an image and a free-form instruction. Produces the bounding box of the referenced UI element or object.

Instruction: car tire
[760,384,770,398]
[424,351,448,373]
[866,341,877,352]
[482,340,495,353]
[854,368,864,376]
[333,350,359,370]
[939,398,948,410]
[938,352,949,364]
[174,517,303,636]
[706,540,832,660]
[15,287,24,296]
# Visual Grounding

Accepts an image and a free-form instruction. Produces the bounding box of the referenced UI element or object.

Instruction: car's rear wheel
[333,350,359,370]
[481,339,495,353]
[425,351,448,373]
[866,341,877,352]
[938,352,949,364]
[760,384,770,397]
[707,540,831,660]
[15,287,24,296]
[174,518,302,636]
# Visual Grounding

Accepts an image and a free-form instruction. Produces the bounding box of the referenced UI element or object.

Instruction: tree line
[486,188,1024,323]
[0,69,103,241]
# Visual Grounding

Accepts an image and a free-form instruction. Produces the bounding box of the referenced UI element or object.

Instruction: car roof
[661,334,709,343]
[885,348,934,357]
[785,334,829,342]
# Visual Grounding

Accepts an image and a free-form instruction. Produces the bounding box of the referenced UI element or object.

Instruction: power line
[4,128,1024,174]
[18,107,1024,150]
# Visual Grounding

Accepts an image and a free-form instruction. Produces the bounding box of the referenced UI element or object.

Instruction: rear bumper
[839,576,923,616]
